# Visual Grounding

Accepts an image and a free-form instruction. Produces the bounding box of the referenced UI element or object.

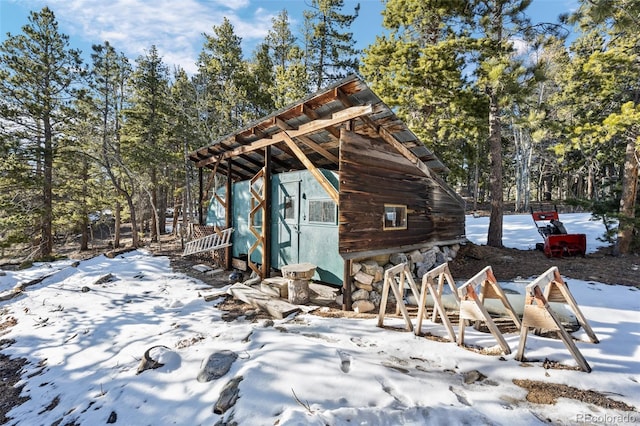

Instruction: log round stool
[281,263,316,304]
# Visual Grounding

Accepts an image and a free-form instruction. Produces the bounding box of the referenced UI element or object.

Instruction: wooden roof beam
[335,87,353,108]
[296,136,339,164]
[274,115,339,165]
[205,160,249,181]
[282,132,339,204]
[301,102,318,119]
[196,105,372,167]
[361,115,433,179]
[301,102,339,139]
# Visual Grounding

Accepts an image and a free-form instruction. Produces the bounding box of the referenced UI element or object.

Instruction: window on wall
[384,204,407,230]
[308,199,337,224]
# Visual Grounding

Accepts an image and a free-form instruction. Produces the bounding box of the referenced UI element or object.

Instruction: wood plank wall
[338,130,465,256]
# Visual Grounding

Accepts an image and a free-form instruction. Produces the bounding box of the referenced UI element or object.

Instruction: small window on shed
[384,204,407,230]
[308,199,336,224]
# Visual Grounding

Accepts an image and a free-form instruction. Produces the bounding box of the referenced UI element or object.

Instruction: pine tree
[197,18,248,137]
[89,41,138,248]
[122,45,173,242]
[303,0,360,91]
[266,10,310,107]
[54,99,110,251]
[169,68,202,231]
[361,0,484,192]
[245,43,276,119]
[556,0,640,253]
[0,6,85,257]
[363,0,541,248]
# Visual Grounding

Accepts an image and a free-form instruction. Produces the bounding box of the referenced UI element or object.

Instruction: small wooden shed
[188,75,466,308]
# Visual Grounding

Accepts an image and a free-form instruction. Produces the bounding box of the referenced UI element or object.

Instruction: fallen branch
[0,271,59,302]
[64,333,78,344]
[291,388,314,415]
[104,247,137,259]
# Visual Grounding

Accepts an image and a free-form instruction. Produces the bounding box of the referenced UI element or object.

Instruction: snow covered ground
[0,213,638,425]
[465,212,608,253]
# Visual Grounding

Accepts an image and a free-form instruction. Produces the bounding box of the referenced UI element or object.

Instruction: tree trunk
[114,200,121,248]
[513,125,522,212]
[127,193,140,248]
[42,113,54,258]
[150,168,158,242]
[80,158,90,251]
[183,138,192,228]
[158,182,167,236]
[543,170,553,201]
[487,91,503,248]
[614,138,639,255]
[172,194,180,236]
[587,163,594,200]
[80,215,90,251]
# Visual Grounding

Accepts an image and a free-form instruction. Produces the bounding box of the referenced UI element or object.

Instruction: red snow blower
[531,206,586,258]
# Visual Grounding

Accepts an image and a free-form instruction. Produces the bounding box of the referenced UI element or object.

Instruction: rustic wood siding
[339,130,465,256]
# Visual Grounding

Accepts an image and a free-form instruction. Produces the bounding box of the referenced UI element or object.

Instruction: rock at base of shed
[352,300,375,313]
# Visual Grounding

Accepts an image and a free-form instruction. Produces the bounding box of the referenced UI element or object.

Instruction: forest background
[1,0,639,260]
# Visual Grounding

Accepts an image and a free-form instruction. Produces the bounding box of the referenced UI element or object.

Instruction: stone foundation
[339,244,461,312]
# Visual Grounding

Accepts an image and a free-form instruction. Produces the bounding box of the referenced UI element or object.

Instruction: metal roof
[188,75,448,181]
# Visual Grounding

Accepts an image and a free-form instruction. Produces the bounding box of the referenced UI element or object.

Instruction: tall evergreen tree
[123,45,173,242]
[246,43,276,118]
[90,41,137,248]
[267,9,296,70]
[197,18,248,138]
[0,7,85,257]
[55,99,110,251]
[361,0,485,192]
[363,0,540,248]
[170,68,202,231]
[468,1,536,248]
[303,0,360,90]
[557,0,640,253]
[266,10,310,108]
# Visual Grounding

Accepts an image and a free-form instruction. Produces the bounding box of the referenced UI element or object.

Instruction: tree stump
[281,263,316,305]
[288,279,309,304]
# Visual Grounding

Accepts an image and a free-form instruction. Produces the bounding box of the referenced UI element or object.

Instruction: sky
[1,0,579,75]
[1,213,638,425]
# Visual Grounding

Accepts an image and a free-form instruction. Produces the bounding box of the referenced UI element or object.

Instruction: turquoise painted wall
[207,169,343,286]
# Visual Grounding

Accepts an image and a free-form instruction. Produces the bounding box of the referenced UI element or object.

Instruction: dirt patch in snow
[0,341,28,424]
[514,379,637,411]
[449,242,639,287]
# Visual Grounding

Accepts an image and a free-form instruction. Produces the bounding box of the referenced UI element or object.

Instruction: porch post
[225,161,233,270]
[263,147,272,278]
[342,259,352,311]
[198,167,204,225]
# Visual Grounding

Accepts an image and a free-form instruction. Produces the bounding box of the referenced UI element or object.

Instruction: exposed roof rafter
[188,75,448,179]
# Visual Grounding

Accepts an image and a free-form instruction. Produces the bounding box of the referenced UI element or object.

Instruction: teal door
[278,180,300,264]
